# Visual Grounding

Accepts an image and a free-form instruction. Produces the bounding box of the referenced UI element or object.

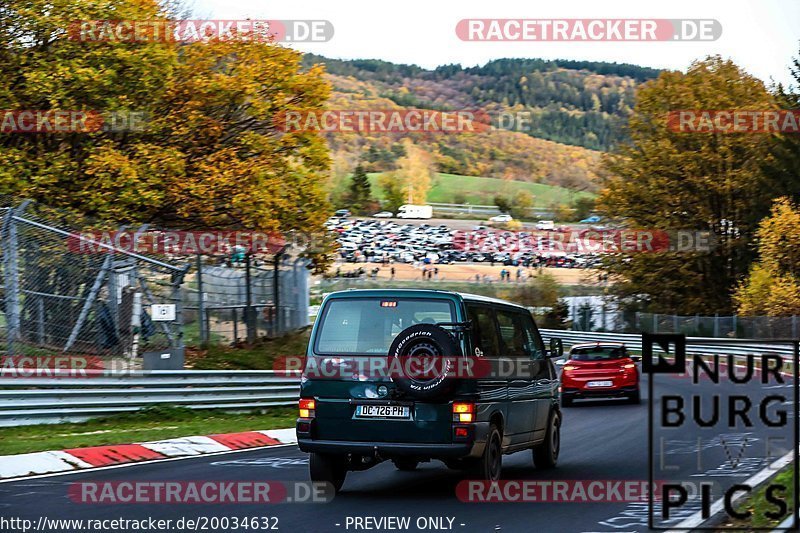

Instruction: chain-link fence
[182,254,310,345]
[0,198,312,364]
[0,199,188,359]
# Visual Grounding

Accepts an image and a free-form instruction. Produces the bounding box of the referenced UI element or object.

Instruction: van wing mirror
[547,338,564,358]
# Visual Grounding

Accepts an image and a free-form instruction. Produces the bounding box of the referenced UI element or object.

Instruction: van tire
[392,457,419,471]
[533,410,560,469]
[468,424,502,481]
[388,324,461,400]
[309,453,348,493]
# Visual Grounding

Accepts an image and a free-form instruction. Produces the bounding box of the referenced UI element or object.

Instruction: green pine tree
[348,163,372,214]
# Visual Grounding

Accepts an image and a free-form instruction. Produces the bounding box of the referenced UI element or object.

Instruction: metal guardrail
[428,202,555,218]
[2,331,795,427]
[0,370,300,427]
[540,329,796,356]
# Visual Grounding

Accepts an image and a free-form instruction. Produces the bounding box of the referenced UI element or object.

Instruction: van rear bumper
[298,439,475,457]
[297,420,489,458]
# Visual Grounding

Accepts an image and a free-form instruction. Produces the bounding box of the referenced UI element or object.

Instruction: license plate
[586,380,613,388]
[355,405,410,419]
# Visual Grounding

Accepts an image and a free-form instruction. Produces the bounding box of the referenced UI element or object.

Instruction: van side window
[524,314,546,359]
[496,310,531,358]
[466,305,499,357]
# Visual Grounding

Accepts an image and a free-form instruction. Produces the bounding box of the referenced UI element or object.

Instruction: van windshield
[314,298,456,355]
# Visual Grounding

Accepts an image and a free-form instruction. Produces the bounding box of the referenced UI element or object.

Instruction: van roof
[326,288,527,311]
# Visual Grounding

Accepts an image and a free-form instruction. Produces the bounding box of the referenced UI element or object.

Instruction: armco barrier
[540,329,795,358]
[1,332,794,427]
[0,370,300,427]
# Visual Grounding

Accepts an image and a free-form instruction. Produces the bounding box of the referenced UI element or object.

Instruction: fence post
[244,254,255,344]
[793,315,798,339]
[714,313,719,337]
[36,297,45,344]
[273,248,287,335]
[1,205,23,354]
[232,308,239,343]
[171,266,188,351]
[653,313,658,334]
[732,315,738,338]
[196,254,208,345]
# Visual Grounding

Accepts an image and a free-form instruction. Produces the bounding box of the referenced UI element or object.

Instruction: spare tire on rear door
[388,324,461,400]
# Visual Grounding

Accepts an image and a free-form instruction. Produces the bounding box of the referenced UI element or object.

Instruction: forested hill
[303,54,662,151]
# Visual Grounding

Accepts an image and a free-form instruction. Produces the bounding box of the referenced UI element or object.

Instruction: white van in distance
[396,204,433,219]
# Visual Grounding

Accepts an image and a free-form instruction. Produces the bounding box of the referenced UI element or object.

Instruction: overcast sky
[191,0,799,87]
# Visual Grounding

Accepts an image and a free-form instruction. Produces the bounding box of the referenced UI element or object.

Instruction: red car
[559,342,641,406]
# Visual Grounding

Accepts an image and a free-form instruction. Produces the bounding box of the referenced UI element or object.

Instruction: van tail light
[299,398,316,418]
[452,402,475,423]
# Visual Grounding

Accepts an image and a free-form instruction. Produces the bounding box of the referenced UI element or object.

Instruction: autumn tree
[391,140,434,204]
[0,0,332,253]
[734,198,800,316]
[598,56,798,314]
[510,191,535,219]
[378,173,406,214]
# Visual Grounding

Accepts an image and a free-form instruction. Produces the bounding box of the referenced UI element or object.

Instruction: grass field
[366,172,593,206]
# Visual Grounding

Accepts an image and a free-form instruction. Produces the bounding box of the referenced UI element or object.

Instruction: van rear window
[314,298,456,355]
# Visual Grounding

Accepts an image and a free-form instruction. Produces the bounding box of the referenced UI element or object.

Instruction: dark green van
[296,289,563,491]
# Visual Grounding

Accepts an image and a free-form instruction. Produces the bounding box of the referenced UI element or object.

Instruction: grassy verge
[722,465,795,529]
[0,406,297,456]
[186,329,311,370]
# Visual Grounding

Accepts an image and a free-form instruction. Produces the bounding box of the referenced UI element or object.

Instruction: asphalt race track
[1,371,794,533]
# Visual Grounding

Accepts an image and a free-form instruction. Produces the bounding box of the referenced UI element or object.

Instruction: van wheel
[470,424,502,481]
[392,458,419,471]
[533,410,560,469]
[309,453,348,493]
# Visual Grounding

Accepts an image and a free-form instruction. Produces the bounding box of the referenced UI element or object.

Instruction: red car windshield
[570,347,627,361]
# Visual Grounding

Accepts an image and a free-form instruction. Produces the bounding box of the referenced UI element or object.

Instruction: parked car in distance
[372,211,394,218]
[489,214,513,223]
[334,209,351,217]
[297,289,564,492]
[579,215,602,224]
[535,220,555,230]
[559,343,641,406]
